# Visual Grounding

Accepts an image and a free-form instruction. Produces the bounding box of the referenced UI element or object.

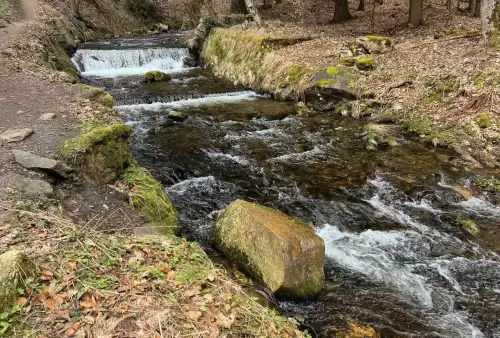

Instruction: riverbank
[201,2,499,170]
[0,2,313,337]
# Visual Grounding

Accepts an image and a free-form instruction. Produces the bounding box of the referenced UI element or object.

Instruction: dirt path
[0,3,146,232]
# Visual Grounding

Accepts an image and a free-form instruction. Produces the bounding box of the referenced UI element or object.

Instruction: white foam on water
[203,150,249,166]
[71,47,190,77]
[267,146,324,162]
[318,224,433,307]
[456,197,500,219]
[117,91,259,110]
[167,176,217,195]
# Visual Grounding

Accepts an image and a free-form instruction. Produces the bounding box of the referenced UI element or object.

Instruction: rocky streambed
[73,33,500,338]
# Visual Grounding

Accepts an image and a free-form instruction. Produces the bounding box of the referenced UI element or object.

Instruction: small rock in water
[182,56,197,68]
[0,173,53,197]
[167,110,188,122]
[0,128,34,143]
[39,113,56,121]
[12,150,72,178]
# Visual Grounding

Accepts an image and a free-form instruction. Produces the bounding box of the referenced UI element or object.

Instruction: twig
[412,33,481,48]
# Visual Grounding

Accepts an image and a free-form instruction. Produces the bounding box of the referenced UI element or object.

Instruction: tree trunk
[331,0,353,23]
[474,0,481,16]
[409,0,423,27]
[481,0,500,45]
[469,0,477,14]
[244,0,263,26]
[358,0,365,11]
[231,0,248,13]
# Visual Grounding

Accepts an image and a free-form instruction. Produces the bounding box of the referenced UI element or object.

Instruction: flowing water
[73,34,500,338]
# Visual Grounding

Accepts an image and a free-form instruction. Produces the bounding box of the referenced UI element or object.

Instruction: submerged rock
[145,71,171,83]
[182,56,197,68]
[0,128,34,143]
[0,250,38,312]
[214,200,325,298]
[167,110,188,122]
[12,150,72,178]
[356,35,393,54]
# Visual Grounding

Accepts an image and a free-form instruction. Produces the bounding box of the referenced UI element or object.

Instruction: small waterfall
[71,47,190,77]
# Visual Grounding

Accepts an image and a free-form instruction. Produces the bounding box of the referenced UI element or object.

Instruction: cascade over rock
[214,200,325,298]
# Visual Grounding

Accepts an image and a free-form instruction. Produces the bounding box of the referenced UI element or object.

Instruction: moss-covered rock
[457,217,479,236]
[144,70,171,82]
[214,200,325,298]
[355,55,376,70]
[60,124,132,184]
[356,35,393,54]
[123,161,180,235]
[305,66,358,110]
[475,113,491,128]
[78,84,115,107]
[0,250,37,312]
[339,57,356,66]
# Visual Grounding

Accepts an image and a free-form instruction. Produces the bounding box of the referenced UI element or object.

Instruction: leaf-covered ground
[0,199,307,338]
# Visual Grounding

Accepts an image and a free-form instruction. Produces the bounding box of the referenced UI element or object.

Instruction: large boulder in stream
[214,200,325,298]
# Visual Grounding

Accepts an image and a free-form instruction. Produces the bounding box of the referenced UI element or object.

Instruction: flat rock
[12,150,71,178]
[0,128,34,143]
[0,173,54,196]
[39,113,56,121]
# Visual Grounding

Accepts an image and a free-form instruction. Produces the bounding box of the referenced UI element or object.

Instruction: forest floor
[0,2,312,338]
[252,0,500,169]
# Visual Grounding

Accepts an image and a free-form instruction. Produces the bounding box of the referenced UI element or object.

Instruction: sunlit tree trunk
[409,0,423,27]
[244,0,263,26]
[331,0,353,23]
[481,0,500,45]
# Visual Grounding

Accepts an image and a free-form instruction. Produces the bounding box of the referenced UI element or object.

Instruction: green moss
[365,35,392,46]
[349,78,356,89]
[405,118,434,135]
[477,176,500,192]
[457,217,479,236]
[474,75,486,90]
[60,124,133,184]
[422,77,458,104]
[144,71,170,82]
[362,90,376,98]
[78,84,115,107]
[316,79,337,88]
[287,65,310,83]
[123,161,180,235]
[339,57,356,66]
[475,113,491,128]
[60,124,132,157]
[355,55,376,70]
[326,66,343,76]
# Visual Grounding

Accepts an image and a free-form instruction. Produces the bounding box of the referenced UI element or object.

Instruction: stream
[72,33,500,338]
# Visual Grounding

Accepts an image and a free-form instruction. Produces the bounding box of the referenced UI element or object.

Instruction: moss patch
[457,217,479,236]
[365,35,392,46]
[60,124,132,183]
[339,57,356,66]
[286,65,310,83]
[144,70,171,82]
[123,161,180,235]
[78,84,115,107]
[355,55,376,70]
[422,77,458,104]
[475,113,491,128]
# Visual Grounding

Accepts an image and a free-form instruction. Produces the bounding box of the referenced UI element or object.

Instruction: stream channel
[72,33,500,338]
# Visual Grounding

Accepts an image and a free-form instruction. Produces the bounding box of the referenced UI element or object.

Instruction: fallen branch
[412,33,481,48]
